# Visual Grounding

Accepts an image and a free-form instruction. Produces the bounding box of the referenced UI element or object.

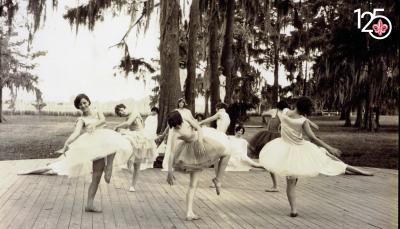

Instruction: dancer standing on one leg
[114,104,157,192]
[166,111,230,220]
[20,94,132,212]
[259,96,373,217]
[199,102,231,188]
[161,98,197,171]
[249,100,319,192]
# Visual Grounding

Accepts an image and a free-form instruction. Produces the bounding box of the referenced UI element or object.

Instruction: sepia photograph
[0,0,398,228]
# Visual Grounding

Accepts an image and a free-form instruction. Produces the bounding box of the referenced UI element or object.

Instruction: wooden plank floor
[0,159,397,229]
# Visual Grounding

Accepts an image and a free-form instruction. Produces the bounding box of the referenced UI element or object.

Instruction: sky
[5,0,290,103]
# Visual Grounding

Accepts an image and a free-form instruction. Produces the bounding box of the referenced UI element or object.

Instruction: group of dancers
[18,94,373,219]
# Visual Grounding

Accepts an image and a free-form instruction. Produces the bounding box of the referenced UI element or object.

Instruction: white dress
[143,114,158,140]
[216,109,230,134]
[64,114,133,177]
[142,114,159,169]
[226,136,253,171]
[259,109,347,177]
[219,74,226,101]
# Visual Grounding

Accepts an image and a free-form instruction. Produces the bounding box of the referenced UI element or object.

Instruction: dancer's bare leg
[86,158,104,212]
[213,162,219,180]
[265,172,279,192]
[18,167,52,175]
[345,165,373,176]
[212,155,230,195]
[129,161,141,192]
[286,177,298,217]
[104,153,115,183]
[186,171,201,220]
[326,152,373,176]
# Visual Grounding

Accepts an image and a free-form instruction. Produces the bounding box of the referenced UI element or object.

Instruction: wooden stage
[0,159,397,229]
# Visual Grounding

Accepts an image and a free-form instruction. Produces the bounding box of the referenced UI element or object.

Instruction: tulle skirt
[173,127,230,173]
[248,130,280,158]
[259,138,347,177]
[119,129,157,163]
[64,129,133,177]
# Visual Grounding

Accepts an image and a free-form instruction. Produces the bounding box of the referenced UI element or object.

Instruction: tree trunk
[374,106,380,131]
[221,0,234,104]
[354,102,363,128]
[272,20,281,106]
[0,84,3,123]
[362,85,373,131]
[209,4,220,114]
[339,107,346,120]
[0,29,2,123]
[184,0,200,113]
[158,0,181,133]
[344,107,352,127]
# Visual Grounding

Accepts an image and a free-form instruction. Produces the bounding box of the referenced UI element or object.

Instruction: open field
[0,115,398,169]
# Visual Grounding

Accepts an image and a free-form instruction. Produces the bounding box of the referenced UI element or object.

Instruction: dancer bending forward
[166,110,230,220]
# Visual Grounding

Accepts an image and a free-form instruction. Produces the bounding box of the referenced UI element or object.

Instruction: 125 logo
[354,8,392,40]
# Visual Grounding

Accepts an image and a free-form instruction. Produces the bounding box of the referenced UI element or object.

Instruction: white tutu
[65,128,132,177]
[47,157,68,175]
[201,127,230,154]
[259,138,347,177]
[119,129,157,169]
[162,127,230,172]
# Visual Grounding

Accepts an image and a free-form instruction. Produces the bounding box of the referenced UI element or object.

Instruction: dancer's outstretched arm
[306,119,319,130]
[199,112,220,126]
[240,140,262,167]
[303,121,341,157]
[59,119,84,154]
[114,112,143,130]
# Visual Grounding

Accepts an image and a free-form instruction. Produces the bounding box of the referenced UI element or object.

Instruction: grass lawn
[0,114,398,169]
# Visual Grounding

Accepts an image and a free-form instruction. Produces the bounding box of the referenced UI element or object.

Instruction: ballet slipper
[45,171,58,175]
[54,149,64,155]
[185,215,201,221]
[290,213,298,217]
[212,178,221,195]
[265,188,279,192]
[85,207,102,213]
[128,186,136,192]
